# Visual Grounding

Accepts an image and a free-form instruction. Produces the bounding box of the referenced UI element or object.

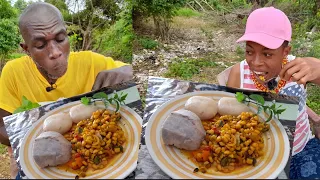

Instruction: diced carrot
[74,153,81,158]
[202,150,210,161]
[201,146,211,151]
[75,157,83,167]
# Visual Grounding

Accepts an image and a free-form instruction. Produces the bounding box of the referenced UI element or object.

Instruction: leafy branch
[13,96,41,114]
[80,91,128,112]
[235,92,286,122]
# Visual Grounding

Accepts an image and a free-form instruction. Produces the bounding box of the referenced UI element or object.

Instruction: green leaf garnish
[81,97,90,105]
[235,92,286,123]
[249,94,265,105]
[13,96,41,114]
[235,92,245,102]
[81,92,128,112]
[92,92,108,99]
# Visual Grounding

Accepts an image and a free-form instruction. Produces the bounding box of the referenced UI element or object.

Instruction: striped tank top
[239,55,312,156]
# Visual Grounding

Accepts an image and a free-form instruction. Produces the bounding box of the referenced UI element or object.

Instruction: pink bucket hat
[236,7,292,49]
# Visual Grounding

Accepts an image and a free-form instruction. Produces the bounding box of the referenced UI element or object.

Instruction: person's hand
[91,65,133,91]
[280,57,320,85]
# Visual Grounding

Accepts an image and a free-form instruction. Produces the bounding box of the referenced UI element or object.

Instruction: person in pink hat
[227,7,320,179]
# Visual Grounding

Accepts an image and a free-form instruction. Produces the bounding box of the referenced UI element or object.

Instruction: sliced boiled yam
[69,104,101,123]
[218,97,251,116]
[161,109,206,151]
[43,112,73,134]
[33,131,72,168]
[185,96,218,120]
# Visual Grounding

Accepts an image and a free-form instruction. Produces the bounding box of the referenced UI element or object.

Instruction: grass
[0,144,6,154]
[138,37,159,50]
[307,83,320,114]
[175,8,201,17]
[164,58,217,80]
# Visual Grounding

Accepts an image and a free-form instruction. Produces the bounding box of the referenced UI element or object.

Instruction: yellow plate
[20,101,142,179]
[145,91,290,179]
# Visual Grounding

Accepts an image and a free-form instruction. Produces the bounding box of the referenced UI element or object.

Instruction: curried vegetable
[191,112,269,173]
[63,109,126,177]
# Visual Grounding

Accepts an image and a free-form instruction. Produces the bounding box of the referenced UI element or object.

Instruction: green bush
[0,19,21,59]
[306,84,320,114]
[175,8,201,17]
[236,46,244,56]
[7,52,25,60]
[93,4,133,62]
[138,37,159,49]
[164,58,217,79]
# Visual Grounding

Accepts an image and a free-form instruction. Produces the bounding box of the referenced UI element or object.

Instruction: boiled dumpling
[185,96,218,120]
[69,104,101,123]
[43,112,73,134]
[218,97,251,116]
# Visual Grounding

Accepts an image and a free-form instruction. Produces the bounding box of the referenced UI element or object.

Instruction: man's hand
[280,57,320,85]
[0,108,11,146]
[92,65,133,91]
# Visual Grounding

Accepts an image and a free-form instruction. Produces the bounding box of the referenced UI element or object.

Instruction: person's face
[20,16,70,79]
[245,41,291,83]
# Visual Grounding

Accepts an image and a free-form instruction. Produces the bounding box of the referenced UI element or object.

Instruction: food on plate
[63,109,126,177]
[162,109,206,151]
[69,104,101,123]
[218,97,251,116]
[33,131,72,168]
[185,96,218,120]
[191,112,270,173]
[43,112,73,134]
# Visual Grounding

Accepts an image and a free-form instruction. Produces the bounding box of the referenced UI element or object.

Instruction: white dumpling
[69,104,101,123]
[218,97,251,116]
[185,96,218,120]
[43,112,73,134]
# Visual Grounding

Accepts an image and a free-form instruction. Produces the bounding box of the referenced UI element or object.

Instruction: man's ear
[283,46,291,58]
[20,43,29,54]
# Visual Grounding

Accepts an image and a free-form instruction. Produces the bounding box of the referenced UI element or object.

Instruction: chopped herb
[93,156,101,165]
[75,175,79,179]
[218,120,224,127]
[193,168,199,173]
[220,157,230,167]
[253,158,257,166]
[78,127,83,134]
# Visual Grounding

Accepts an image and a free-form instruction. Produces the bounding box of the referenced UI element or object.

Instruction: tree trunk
[153,15,171,41]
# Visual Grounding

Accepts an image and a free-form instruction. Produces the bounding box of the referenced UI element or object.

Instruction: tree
[14,0,28,13]
[133,0,186,40]
[0,19,21,69]
[0,0,18,19]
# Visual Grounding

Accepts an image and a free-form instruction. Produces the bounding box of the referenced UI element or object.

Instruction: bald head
[19,2,65,40]
[18,2,70,81]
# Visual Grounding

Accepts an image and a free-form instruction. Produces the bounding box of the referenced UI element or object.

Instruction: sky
[10,0,86,13]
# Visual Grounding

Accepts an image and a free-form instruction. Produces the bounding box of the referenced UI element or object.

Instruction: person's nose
[252,55,264,66]
[48,41,62,59]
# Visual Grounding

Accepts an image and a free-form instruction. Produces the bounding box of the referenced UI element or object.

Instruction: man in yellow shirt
[0,2,132,178]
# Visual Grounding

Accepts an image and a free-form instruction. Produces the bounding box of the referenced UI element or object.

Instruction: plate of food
[145,91,290,179]
[20,99,142,179]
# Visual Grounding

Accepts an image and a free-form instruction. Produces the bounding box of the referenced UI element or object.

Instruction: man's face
[245,41,291,83]
[21,16,70,79]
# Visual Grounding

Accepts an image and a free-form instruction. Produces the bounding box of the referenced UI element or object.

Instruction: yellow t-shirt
[0,51,127,113]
